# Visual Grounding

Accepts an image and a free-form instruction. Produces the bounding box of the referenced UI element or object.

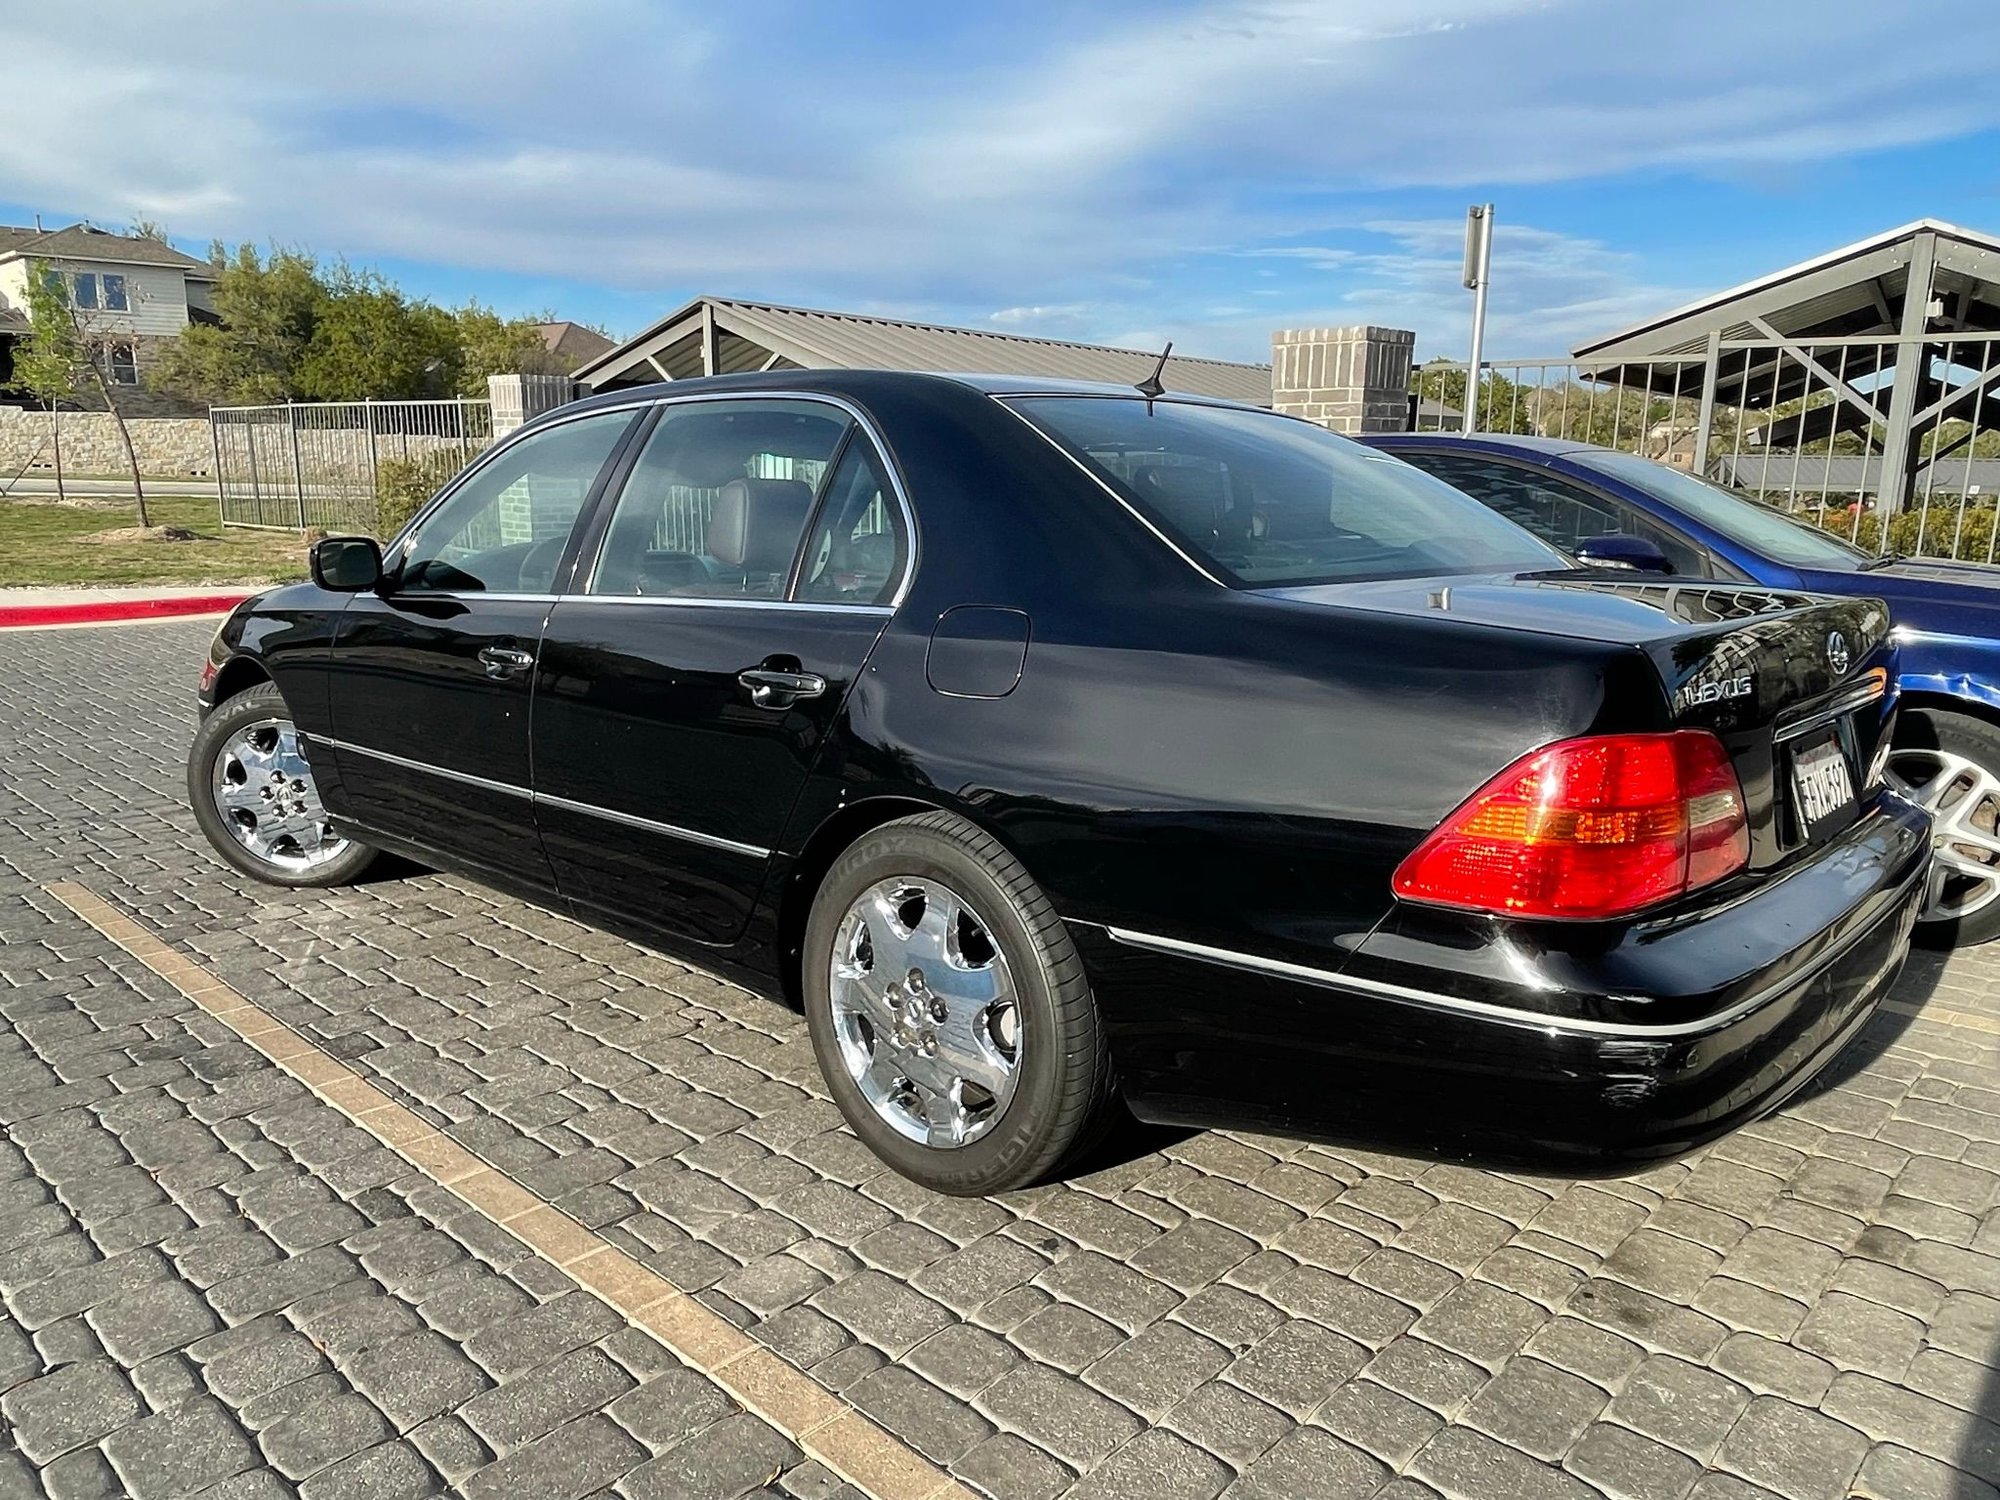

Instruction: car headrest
[1133,463,1228,536]
[708,478,814,571]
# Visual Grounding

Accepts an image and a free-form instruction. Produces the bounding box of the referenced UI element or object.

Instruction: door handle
[478,646,535,679]
[737,667,826,709]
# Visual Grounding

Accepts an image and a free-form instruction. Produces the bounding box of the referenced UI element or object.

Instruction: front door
[320,407,638,881]
[531,398,911,944]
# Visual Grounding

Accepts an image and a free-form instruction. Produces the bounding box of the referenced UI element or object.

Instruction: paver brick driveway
[2,618,1997,1500]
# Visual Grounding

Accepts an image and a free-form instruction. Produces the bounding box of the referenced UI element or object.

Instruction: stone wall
[1272,326,1416,433]
[0,406,214,477]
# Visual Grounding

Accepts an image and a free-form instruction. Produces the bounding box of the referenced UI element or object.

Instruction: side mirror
[309,536,383,592]
[1575,534,1674,575]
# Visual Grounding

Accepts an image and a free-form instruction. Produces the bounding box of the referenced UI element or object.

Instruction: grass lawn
[0,496,309,588]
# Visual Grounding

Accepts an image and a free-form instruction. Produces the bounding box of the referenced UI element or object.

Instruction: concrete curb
[0,591,251,629]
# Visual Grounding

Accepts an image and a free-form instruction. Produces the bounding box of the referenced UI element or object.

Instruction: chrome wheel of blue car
[1887,732,2000,938]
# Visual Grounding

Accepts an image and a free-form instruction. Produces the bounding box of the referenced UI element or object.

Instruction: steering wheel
[518,535,569,593]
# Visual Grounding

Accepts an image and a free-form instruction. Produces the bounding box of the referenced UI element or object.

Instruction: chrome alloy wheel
[1885,746,2000,922]
[828,877,1021,1149]
[209,718,349,873]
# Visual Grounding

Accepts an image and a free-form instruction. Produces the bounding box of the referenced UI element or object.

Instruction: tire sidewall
[802,821,1078,1195]
[1897,707,2000,947]
[187,684,374,888]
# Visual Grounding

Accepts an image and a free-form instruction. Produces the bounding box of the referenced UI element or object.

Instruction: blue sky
[6,0,2000,365]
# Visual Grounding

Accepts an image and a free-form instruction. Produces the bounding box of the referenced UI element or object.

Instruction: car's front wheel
[187,682,378,887]
[802,811,1114,1195]
[1885,706,2000,946]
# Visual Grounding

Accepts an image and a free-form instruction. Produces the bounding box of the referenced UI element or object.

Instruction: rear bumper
[1078,793,1930,1166]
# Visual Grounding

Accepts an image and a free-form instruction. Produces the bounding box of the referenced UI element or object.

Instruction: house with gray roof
[0,222,217,410]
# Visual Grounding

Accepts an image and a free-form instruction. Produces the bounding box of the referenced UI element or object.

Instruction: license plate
[1791,733,1856,837]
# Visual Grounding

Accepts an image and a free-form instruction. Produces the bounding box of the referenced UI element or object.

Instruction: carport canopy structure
[1572,220,2000,509]
[572,295,1273,405]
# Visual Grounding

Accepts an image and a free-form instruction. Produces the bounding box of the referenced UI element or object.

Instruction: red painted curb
[0,593,253,629]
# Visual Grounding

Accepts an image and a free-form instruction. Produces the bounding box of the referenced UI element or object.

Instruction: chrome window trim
[573,389,920,611]
[553,595,892,616]
[1100,906,1903,1039]
[311,735,771,860]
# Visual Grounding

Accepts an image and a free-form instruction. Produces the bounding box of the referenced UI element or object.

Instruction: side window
[797,438,909,605]
[398,410,633,594]
[587,400,849,598]
[1406,454,1713,577]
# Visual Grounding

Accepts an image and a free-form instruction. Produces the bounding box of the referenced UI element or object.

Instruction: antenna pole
[1462,204,1493,434]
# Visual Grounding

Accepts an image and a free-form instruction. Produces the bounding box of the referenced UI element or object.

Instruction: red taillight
[1392,731,1750,921]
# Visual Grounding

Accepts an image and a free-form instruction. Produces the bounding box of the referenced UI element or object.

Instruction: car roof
[1366,432,1600,459]
[551,367,1262,420]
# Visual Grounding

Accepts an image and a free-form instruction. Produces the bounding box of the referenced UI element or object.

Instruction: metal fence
[212,399,494,531]
[1412,332,2000,563]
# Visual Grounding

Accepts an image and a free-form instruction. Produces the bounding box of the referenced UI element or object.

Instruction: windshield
[1007,396,1567,587]
[1573,450,1872,571]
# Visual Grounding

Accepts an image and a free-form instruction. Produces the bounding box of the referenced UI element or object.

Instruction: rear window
[1573,450,1872,571]
[1007,396,1566,587]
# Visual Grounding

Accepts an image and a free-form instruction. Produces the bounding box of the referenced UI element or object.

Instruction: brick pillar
[487,373,579,438]
[1271,326,1415,433]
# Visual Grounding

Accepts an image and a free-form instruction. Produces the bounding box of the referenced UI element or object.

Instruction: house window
[102,274,128,312]
[102,343,138,385]
[72,273,98,310]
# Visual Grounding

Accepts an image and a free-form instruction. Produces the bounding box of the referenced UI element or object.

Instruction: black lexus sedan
[187,371,1929,1194]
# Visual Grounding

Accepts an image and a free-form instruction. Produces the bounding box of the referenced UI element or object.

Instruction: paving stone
[1,1359,145,1463]
[260,1392,396,1480]
[1312,1376,1442,1466]
[85,1278,221,1364]
[1162,1379,1294,1468]
[407,1414,493,1486]
[1607,1355,1751,1462]
[296,1440,439,1500]
[1819,1370,2000,1475]
[461,1292,626,1379]
[607,1366,741,1451]
[902,1322,1021,1401]
[1224,1319,1368,1417]
[1081,1426,1233,1500]
[978,1363,1143,1468]
[1851,1442,2000,1500]
[953,1432,1074,1500]
[1790,1290,1926,1379]
[1409,1282,1550,1369]
[1459,1355,1607,1461]
[1081,1320,1231,1418]
[616,1411,802,1500]
[848,1365,995,1464]
[461,1345,636,1452]
[1222,1424,1385,1500]
[458,1413,649,1500]
[1713,1398,1869,1500]
[102,1397,259,1497]
[1011,1302,1126,1373]
[1407,1424,1600,1500]
[1563,1421,1702,1500]
[809,1270,955,1357]
[1709,1332,1834,1403]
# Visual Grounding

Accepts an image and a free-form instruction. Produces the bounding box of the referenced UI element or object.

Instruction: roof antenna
[1136,341,1173,405]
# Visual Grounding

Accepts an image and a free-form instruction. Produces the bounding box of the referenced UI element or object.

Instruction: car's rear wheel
[802,811,1113,1195]
[1886,707,2000,947]
[188,682,378,887]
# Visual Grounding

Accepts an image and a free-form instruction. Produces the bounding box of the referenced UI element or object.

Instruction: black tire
[187,682,379,888]
[801,811,1114,1195]
[1892,707,2000,948]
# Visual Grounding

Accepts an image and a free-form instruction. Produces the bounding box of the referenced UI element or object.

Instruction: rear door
[320,407,638,880]
[531,397,912,945]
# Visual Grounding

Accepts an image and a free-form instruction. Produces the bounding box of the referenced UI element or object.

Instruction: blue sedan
[1367,432,2000,946]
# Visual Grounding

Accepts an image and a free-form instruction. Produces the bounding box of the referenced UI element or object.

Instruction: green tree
[150,245,329,405]
[1413,362,1536,434]
[294,267,462,400]
[8,260,149,525]
[452,301,574,394]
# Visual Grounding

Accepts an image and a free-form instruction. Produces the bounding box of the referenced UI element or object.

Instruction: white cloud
[2,0,1996,348]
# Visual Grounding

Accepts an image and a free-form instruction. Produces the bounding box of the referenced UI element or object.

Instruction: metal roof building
[1571,220,2000,509]
[573,295,1273,405]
